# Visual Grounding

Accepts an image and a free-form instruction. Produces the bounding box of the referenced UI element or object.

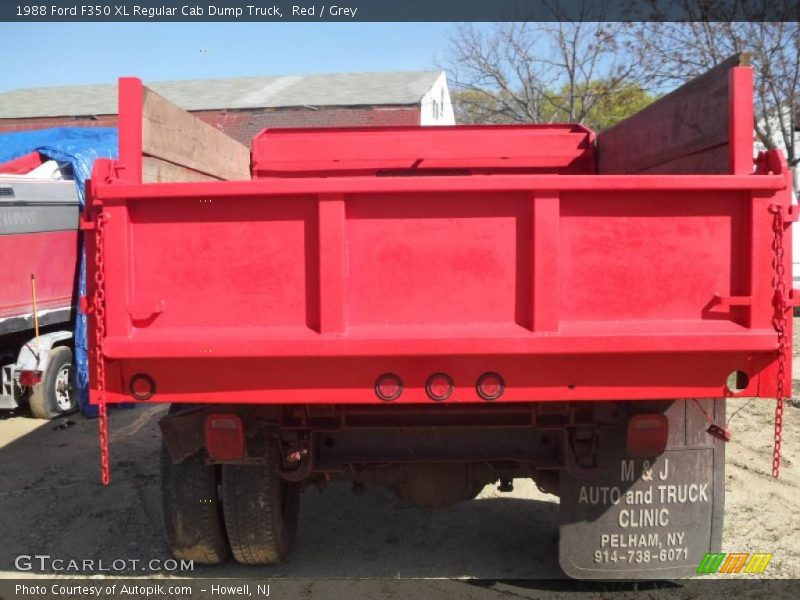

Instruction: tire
[29,346,77,419]
[161,442,230,564]
[222,443,301,565]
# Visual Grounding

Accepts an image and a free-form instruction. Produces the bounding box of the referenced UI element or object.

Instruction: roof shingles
[0,71,442,119]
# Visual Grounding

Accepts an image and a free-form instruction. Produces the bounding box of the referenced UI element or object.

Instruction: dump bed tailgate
[88,167,790,406]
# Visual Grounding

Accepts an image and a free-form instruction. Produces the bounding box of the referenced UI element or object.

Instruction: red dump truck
[84,54,793,578]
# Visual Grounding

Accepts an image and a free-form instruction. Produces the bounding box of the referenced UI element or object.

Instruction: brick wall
[0,105,421,146]
[0,115,118,132]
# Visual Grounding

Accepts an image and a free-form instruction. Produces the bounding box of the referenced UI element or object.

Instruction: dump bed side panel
[597,53,753,175]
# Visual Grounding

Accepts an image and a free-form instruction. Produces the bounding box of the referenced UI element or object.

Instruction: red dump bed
[85,65,793,408]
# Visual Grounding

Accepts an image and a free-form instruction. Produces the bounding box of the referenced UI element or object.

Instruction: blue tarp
[0,127,118,416]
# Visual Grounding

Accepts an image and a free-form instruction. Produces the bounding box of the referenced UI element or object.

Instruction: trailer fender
[15,331,73,376]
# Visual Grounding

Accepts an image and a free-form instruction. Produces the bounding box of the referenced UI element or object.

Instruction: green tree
[547,81,655,131]
[452,82,654,131]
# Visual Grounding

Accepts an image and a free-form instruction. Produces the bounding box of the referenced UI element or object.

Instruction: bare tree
[444,17,650,129]
[631,11,799,176]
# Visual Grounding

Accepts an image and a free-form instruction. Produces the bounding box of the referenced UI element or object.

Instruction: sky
[2,23,458,92]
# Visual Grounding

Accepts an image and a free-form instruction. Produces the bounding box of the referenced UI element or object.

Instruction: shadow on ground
[0,406,562,579]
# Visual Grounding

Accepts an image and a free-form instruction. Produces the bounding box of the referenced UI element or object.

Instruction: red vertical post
[117,77,143,183]
[728,66,754,175]
[531,191,560,332]
[317,194,346,333]
[101,78,139,338]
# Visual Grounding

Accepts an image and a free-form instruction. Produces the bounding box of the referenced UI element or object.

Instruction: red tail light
[375,373,403,401]
[18,370,42,386]
[129,373,156,401]
[626,414,669,458]
[205,414,245,461]
[476,372,505,401]
[426,373,454,401]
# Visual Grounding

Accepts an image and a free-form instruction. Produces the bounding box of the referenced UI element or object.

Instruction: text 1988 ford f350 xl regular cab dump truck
[83,53,794,578]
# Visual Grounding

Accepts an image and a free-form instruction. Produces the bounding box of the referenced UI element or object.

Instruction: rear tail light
[205,414,245,461]
[129,373,156,401]
[375,373,403,401]
[626,414,669,458]
[18,370,42,386]
[476,372,505,401]
[426,373,454,401]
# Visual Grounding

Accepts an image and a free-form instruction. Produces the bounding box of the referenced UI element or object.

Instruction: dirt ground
[0,322,798,582]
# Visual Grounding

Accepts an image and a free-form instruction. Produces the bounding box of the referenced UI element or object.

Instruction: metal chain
[769,204,787,478]
[93,211,111,486]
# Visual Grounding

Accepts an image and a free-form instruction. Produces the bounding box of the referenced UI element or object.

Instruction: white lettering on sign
[578,486,621,505]
[624,486,653,505]
[657,484,708,503]
[600,533,660,548]
[621,460,635,482]
[667,532,686,546]
[618,507,670,528]
[621,458,670,483]
[583,454,714,570]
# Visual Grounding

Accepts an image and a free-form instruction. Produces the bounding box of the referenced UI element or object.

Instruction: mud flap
[559,399,725,579]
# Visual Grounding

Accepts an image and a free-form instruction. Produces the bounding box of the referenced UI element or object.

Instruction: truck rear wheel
[160,443,230,564]
[28,346,77,419]
[222,445,301,565]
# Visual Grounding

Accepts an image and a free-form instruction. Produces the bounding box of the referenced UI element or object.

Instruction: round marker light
[130,373,156,401]
[375,373,403,401]
[426,373,454,401]
[477,372,505,401]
